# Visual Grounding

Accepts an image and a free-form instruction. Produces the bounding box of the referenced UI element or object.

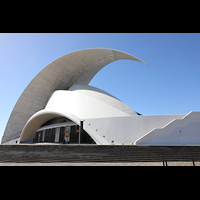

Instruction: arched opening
[34,117,96,144]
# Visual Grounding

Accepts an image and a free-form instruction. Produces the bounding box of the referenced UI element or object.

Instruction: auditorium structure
[2,48,200,145]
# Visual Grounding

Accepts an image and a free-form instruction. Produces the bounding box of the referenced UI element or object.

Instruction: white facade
[2,48,200,145]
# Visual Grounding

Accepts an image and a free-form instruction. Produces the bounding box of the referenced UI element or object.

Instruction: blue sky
[0,33,200,140]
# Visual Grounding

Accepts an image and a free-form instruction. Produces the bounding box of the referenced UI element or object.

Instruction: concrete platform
[0,161,199,166]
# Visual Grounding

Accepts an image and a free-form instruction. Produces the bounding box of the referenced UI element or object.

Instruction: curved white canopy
[2,48,148,144]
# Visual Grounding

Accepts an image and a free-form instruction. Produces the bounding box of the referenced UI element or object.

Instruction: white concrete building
[2,48,200,145]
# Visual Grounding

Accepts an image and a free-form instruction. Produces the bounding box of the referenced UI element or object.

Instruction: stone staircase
[0,144,200,163]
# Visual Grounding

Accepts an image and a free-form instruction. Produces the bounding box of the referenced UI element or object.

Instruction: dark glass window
[35,125,95,144]
[59,127,65,143]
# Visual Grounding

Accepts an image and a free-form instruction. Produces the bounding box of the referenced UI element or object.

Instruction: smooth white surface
[135,111,200,145]
[83,115,184,144]
[47,85,137,118]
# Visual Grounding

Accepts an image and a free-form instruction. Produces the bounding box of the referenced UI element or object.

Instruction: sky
[0,33,200,140]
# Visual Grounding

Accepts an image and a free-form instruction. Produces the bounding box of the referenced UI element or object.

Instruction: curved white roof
[2,48,148,144]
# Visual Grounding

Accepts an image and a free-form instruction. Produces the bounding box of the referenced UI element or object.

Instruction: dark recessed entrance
[34,125,95,144]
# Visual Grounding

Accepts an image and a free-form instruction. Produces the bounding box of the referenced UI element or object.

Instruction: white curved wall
[19,110,80,143]
[20,84,137,143]
[46,84,137,119]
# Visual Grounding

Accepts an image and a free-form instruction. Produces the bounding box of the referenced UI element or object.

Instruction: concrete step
[0,144,200,163]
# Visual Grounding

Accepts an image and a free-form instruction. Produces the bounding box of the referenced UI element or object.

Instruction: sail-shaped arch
[2,48,148,144]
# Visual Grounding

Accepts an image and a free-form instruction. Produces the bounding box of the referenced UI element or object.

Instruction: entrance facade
[34,125,95,144]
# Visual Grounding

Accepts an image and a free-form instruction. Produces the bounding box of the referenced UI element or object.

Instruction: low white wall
[136,111,200,145]
[84,114,184,145]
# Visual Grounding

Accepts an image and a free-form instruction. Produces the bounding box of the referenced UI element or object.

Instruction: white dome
[20,84,138,143]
